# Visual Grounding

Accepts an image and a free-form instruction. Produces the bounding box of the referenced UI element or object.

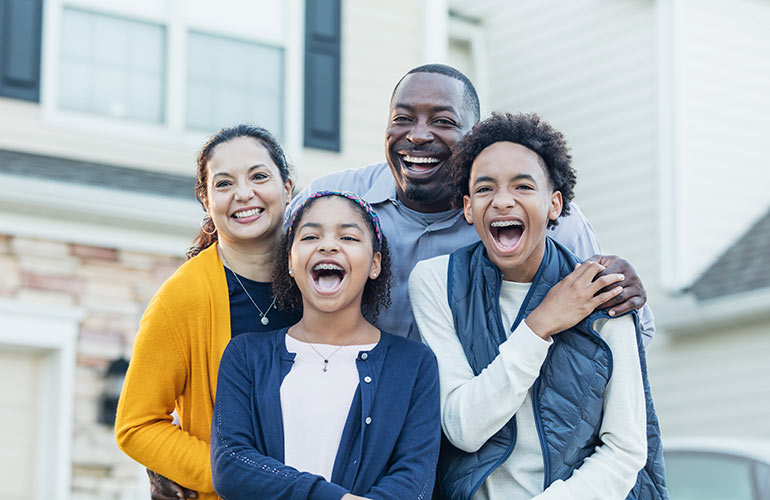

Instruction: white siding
[676,0,770,285]
[648,319,770,439]
[451,0,660,290]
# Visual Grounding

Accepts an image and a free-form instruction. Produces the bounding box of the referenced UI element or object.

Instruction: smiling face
[288,197,382,315]
[463,141,563,282]
[204,136,292,248]
[385,72,474,213]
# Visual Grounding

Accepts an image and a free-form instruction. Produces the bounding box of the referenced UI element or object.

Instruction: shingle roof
[0,148,194,199]
[689,208,770,300]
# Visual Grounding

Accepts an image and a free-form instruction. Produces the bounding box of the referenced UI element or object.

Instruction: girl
[211,191,441,500]
[116,125,300,499]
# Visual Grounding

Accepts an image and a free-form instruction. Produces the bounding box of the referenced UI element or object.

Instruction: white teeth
[233,208,262,218]
[402,155,440,164]
[490,220,523,228]
[313,263,344,271]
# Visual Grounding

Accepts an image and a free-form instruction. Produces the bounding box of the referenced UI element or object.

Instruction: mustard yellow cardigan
[116,243,230,498]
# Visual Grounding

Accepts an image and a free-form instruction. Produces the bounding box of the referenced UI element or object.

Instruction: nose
[233,181,256,202]
[318,235,339,253]
[406,119,433,145]
[491,191,515,210]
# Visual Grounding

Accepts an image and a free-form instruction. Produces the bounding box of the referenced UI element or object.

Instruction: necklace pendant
[323,359,329,372]
[261,316,269,326]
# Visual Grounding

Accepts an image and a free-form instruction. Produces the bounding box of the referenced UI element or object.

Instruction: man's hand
[147,469,198,499]
[586,254,647,317]
[526,261,624,340]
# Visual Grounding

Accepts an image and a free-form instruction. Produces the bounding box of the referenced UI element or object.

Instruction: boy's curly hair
[448,112,576,228]
[272,195,392,322]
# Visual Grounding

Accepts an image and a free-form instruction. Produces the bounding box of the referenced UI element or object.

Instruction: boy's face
[463,141,562,282]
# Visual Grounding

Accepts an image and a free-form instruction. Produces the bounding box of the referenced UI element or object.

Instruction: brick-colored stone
[11,237,71,258]
[22,272,84,294]
[16,288,76,306]
[71,244,119,261]
[0,234,11,254]
[0,255,21,293]
[78,328,126,360]
[17,254,81,276]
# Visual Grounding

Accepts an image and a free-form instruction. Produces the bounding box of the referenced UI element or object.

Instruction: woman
[115,125,300,499]
[211,191,441,500]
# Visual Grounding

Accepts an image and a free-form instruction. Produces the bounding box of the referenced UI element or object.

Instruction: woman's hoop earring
[201,215,217,235]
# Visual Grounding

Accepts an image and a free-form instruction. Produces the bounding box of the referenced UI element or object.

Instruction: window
[59,8,165,123]
[186,32,284,136]
[665,452,754,500]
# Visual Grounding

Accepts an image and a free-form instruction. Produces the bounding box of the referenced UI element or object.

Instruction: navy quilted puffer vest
[439,238,668,500]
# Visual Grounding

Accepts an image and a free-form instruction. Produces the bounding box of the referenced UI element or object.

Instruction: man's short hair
[448,112,577,228]
[391,64,481,123]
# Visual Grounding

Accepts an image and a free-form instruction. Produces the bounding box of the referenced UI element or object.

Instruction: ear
[283,178,294,205]
[463,194,473,225]
[549,191,563,222]
[369,251,382,279]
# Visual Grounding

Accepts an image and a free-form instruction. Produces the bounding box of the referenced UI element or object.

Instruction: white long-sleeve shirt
[408,254,647,500]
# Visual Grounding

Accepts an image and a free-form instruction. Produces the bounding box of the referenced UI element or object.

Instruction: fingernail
[618,274,625,280]
[609,309,616,316]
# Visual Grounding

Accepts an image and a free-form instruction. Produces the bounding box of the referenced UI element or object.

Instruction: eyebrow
[472,173,537,185]
[393,103,459,115]
[211,164,270,179]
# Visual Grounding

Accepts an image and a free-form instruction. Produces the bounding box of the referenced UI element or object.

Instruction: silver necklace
[296,329,360,372]
[220,252,277,326]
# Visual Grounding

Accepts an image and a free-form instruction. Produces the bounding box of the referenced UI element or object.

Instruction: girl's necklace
[295,328,360,372]
[220,251,276,326]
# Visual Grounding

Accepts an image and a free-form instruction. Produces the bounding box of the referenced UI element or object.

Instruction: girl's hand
[525,261,624,340]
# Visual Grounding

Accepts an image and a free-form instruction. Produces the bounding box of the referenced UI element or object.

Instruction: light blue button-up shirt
[290,162,654,344]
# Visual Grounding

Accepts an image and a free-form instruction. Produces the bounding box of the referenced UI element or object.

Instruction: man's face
[463,141,562,283]
[385,72,474,213]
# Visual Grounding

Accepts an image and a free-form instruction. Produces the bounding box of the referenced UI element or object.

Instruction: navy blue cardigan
[211,328,440,500]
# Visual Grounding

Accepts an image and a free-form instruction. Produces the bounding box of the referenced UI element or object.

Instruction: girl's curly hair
[272,195,392,322]
[448,112,576,228]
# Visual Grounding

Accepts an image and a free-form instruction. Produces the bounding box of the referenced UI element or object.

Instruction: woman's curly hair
[272,195,392,322]
[448,112,576,228]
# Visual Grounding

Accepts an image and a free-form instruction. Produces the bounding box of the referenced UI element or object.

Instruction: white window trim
[0,299,83,500]
[448,14,489,118]
[40,0,303,154]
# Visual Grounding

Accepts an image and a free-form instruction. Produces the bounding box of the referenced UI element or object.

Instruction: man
[292,64,654,342]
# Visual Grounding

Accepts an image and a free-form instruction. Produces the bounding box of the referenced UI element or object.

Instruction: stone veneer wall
[0,233,184,499]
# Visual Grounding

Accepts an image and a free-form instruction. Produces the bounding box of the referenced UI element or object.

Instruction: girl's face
[204,137,292,247]
[288,196,381,315]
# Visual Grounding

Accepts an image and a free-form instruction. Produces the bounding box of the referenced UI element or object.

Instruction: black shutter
[0,0,43,101]
[303,0,341,151]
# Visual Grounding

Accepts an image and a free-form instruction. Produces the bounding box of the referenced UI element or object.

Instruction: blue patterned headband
[287,190,383,249]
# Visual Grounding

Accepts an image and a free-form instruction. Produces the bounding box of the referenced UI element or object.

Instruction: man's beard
[404,183,434,203]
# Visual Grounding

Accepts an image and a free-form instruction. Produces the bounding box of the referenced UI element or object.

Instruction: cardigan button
[360,353,368,360]
[365,417,372,425]
[364,376,372,383]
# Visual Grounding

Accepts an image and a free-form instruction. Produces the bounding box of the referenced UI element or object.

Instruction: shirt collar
[361,162,398,205]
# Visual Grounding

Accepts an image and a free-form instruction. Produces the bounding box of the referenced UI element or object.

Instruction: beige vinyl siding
[677,0,770,285]
[451,0,659,289]
[296,0,423,186]
[0,349,42,500]
[647,317,770,439]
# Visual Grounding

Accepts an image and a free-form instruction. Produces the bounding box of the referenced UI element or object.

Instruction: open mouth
[489,220,524,251]
[400,154,443,179]
[311,262,346,293]
[232,207,264,221]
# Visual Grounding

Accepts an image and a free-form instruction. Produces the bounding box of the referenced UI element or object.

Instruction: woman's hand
[341,495,370,500]
[525,261,624,340]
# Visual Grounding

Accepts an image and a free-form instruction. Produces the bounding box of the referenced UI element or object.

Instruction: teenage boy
[409,113,667,500]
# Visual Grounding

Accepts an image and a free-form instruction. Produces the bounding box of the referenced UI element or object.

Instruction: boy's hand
[586,254,647,317]
[147,469,198,499]
[526,261,624,340]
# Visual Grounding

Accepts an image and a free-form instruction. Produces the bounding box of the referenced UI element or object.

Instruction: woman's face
[204,137,292,247]
[288,197,381,315]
